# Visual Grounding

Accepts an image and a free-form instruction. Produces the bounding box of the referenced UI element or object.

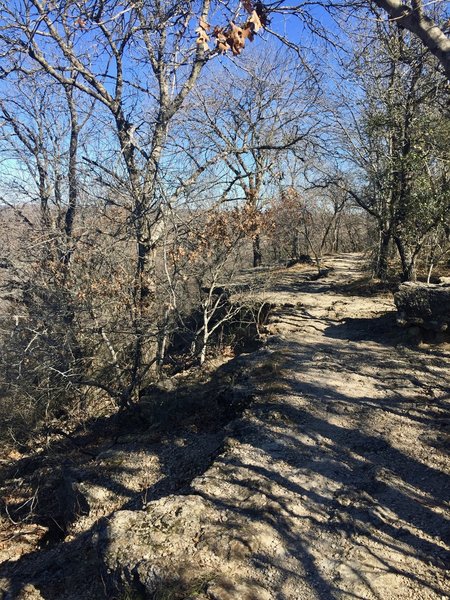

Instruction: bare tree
[269,0,450,79]
[0,0,232,404]
[184,49,320,268]
[162,206,255,365]
[320,18,449,280]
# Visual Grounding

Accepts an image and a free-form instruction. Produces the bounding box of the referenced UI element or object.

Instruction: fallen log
[394,282,450,332]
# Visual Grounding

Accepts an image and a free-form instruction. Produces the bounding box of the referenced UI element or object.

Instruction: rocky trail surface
[1,254,449,599]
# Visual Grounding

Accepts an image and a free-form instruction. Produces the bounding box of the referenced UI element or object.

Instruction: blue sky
[0,0,358,207]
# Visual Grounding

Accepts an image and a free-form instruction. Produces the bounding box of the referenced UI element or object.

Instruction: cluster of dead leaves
[239,202,264,236]
[170,205,263,268]
[196,2,268,56]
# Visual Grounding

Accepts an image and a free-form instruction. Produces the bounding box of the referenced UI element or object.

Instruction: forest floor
[0,253,449,599]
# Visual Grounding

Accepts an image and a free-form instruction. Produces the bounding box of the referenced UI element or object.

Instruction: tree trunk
[394,236,417,282]
[253,234,262,268]
[115,111,166,403]
[292,230,299,259]
[333,221,340,254]
[61,83,79,271]
[375,229,391,280]
[199,307,209,366]
[272,245,279,263]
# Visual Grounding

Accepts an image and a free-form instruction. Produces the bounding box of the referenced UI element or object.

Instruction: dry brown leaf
[212,26,230,53]
[218,42,230,52]
[228,22,246,55]
[196,18,210,51]
[248,10,262,32]
[242,26,254,42]
[212,26,223,38]
[7,449,22,460]
[74,16,86,28]
[242,0,254,13]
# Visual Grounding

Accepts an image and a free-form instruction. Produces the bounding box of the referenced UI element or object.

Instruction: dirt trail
[1,253,449,600]
[239,253,450,599]
[99,253,449,600]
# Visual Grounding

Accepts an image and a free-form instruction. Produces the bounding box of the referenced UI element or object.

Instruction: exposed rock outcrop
[394,281,450,332]
[98,494,276,600]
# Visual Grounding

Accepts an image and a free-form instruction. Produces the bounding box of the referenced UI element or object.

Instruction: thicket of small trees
[0,0,448,445]
[331,15,450,282]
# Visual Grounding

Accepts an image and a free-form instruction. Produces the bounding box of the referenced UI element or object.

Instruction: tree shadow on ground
[191,353,449,598]
[177,307,449,598]
[324,312,400,343]
[325,312,450,347]
[0,354,257,599]
[332,276,400,298]
[2,267,449,599]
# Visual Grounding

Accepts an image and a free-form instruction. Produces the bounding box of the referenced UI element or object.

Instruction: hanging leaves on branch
[212,26,231,54]
[195,17,210,51]
[74,16,87,29]
[248,10,262,32]
[227,22,246,55]
[196,2,269,57]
